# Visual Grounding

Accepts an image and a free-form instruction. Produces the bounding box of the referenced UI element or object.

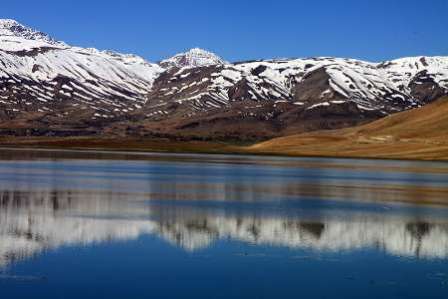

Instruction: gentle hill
[249,97,448,160]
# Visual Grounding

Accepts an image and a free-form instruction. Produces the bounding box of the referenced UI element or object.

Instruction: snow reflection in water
[0,151,447,268]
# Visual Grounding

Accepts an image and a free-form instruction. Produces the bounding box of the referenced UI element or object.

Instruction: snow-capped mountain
[159,48,226,69]
[0,19,447,139]
[150,56,448,116]
[0,19,163,126]
[141,55,447,139]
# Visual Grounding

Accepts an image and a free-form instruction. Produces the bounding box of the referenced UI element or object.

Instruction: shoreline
[0,137,448,163]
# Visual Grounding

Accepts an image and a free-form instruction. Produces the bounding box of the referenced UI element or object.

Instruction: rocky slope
[0,19,447,140]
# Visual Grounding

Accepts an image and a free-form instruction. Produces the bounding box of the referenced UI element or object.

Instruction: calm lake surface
[0,149,447,299]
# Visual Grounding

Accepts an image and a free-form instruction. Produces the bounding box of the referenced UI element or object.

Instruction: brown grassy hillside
[250,97,448,160]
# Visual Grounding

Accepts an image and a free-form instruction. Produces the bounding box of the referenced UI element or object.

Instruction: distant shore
[1,136,447,162]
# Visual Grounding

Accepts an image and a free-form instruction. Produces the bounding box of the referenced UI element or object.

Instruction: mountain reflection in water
[0,151,448,268]
[0,191,448,266]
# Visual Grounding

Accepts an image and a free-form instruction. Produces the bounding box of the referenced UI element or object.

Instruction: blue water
[0,150,447,298]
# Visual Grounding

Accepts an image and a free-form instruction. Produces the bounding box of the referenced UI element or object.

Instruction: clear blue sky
[2,0,447,62]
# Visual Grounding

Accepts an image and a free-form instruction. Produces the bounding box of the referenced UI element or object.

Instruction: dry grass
[249,97,448,161]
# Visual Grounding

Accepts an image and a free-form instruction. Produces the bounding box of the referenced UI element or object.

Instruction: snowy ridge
[0,19,163,119]
[381,56,448,90]
[0,19,66,52]
[233,57,419,111]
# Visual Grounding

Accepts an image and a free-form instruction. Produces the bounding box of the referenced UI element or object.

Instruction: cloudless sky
[1,0,447,62]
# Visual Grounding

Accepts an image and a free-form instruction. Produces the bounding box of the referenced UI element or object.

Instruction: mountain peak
[160,48,226,69]
[185,47,216,55]
[0,19,63,49]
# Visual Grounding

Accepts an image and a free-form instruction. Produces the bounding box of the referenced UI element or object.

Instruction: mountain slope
[250,97,448,160]
[4,98,448,160]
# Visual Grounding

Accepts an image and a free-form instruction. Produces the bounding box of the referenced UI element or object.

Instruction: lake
[0,149,447,299]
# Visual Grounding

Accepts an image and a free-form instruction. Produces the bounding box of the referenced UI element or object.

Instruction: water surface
[0,149,447,298]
